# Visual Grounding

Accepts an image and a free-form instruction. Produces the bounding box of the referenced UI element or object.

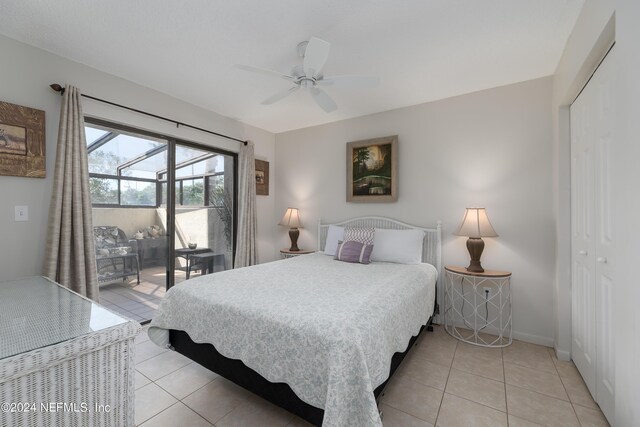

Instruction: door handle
[578,250,587,256]
[596,257,607,263]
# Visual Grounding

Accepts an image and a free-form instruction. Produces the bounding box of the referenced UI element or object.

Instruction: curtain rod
[49,84,248,145]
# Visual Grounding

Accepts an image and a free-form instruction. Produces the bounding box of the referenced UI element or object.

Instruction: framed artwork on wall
[347,135,397,202]
[255,159,269,196]
[0,101,45,178]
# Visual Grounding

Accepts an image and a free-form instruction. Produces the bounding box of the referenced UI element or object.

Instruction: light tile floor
[100,266,203,322]
[99,266,167,322]
[134,325,611,427]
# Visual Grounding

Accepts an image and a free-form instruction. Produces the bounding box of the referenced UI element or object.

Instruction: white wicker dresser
[0,276,140,427]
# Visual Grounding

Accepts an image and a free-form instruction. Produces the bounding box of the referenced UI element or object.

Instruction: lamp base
[289,228,300,252]
[466,237,485,273]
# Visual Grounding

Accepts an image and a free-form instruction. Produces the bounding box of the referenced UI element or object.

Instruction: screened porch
[85,122,235,322]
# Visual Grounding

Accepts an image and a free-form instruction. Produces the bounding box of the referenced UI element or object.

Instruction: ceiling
[0,1,584,133]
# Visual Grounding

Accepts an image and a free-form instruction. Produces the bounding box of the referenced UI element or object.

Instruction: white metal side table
[280,248,315,259]
[444,265,512,347]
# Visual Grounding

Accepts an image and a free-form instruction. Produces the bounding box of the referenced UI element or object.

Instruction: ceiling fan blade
[317,75,380,88]
[303,37,331,78]
[261,86,300,105]
[234,64,295,82]
[309,87,337,112]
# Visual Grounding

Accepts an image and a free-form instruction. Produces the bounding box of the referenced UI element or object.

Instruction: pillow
[334,240,374,264]
[323,225,345,256]
[370,229,425,264]
[343,227,375,245]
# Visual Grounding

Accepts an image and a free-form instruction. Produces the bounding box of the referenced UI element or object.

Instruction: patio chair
[94,226,140,285]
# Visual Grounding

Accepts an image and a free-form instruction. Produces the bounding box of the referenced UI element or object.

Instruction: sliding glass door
[169,143,235,286]
[85,121,170,322]
[84,119,236,320]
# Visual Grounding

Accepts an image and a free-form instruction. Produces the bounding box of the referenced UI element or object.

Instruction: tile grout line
[135,378,177,426]
[502,346,509,427]
[552,350,584,426]
[379,374,444,424]
[376,339,446,422]
[178,394,216,427]
[140,398,215,427]
[504,342,571,426]
[378,404,424,423]
[139,327,556,427]
[136,369,152,383]
[502,364,572,403]
[213,397,281,427]
[156,367,217,400]
[433,339,458,426]
[137,354,194,383]
[506,381,595,426]
[378,331,454,425]
[137,401,181,427]
[435,342,510,416]
[440,390,509,417]
[502,359,559,375]
[135,347,170,365]
[139,359,219,426]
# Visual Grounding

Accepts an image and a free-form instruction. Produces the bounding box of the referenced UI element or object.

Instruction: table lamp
[454,208,498,273]
[279,208,302,251]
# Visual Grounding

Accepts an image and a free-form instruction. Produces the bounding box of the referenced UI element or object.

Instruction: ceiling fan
[235,37,379,113]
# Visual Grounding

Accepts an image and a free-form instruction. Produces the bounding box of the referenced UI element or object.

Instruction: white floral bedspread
[148,253,437,426]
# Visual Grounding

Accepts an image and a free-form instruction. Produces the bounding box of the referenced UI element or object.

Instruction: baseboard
[512,330,555,348]
[435,320,555,349]
[553,346,571,361]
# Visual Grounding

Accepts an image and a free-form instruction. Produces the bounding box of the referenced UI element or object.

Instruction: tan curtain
[234,141,258,268]
[44,85,98,300]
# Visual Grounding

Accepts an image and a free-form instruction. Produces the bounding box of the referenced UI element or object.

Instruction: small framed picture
[0,101,46,178]
[255,159,269,196]
[347,135,397,202]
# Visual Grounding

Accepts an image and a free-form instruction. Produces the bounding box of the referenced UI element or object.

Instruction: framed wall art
[0,101,45,178]
[255,159,269,196]
[347,135,397,202]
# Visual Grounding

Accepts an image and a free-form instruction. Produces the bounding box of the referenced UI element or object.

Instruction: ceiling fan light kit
[235,37,379,112]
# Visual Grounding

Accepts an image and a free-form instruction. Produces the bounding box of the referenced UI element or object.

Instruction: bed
[148,216,441,426]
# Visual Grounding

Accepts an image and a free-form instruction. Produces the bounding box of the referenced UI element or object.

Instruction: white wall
[551,0,615,360]
[93,208,159,237]
[551,2,640,424]
[0,34,276,282]
[275,77,556,346]
[613,1,640,426]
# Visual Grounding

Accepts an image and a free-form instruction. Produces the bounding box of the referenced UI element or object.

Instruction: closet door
[570,77,597,393]
[570,47,615,423]
[593,48,615,422]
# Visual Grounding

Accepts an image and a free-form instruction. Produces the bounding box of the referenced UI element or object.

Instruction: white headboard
[317,216,442,275]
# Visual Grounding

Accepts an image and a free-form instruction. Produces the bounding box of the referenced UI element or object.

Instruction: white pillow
[370,229,425,264]
[323,225,345,256]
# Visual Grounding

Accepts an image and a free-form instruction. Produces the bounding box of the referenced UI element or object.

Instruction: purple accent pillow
[343,227,375,245]
[334,240,374,264]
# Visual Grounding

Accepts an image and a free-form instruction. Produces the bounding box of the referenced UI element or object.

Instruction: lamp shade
[278,208,302,228]
[454,208,498,238]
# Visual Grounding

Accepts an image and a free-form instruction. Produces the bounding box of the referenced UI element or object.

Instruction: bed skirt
[170,317,432,426]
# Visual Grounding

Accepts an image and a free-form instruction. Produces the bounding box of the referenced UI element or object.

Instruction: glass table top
[0,276,128,360]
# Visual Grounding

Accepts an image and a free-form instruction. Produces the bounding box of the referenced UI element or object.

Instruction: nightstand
[280,248,314,259]
[443,265,512,347]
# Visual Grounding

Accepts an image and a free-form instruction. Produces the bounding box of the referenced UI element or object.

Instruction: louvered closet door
[570,47,615,424]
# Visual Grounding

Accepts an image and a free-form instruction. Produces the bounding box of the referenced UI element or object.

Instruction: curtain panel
[44,86,99,301]
[234,141,258,268]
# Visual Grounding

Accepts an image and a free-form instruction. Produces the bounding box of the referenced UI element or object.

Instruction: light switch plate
[15,206,28,222]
